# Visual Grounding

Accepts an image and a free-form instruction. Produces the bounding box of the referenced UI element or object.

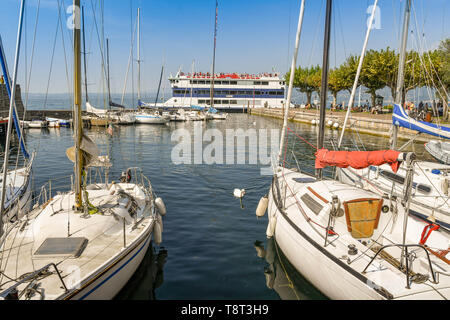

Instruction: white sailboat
[337,0,450,228]
[82,8,134,126]
[134,8,168,125]
[0,0,166,300]
[0,16,34,226]
[260,0,450,300]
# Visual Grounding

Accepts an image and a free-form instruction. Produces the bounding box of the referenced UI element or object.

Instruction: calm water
[2,111,432,300]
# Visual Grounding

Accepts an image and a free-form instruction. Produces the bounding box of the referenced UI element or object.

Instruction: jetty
[249,107,442,143]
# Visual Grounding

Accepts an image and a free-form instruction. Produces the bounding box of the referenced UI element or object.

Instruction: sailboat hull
[135,114,168,124]
[267,184,383,300]
[62,222,154,300]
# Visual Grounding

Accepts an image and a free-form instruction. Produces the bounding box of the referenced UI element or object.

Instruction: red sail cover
[315,149,402,173]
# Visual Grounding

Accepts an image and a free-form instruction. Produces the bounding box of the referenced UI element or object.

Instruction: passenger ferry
[160,71,286,112]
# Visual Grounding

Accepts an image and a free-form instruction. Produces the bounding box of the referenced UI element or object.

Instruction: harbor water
[2,105,433,300]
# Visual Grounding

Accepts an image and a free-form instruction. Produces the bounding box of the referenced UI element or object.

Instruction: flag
[107,124,113,135]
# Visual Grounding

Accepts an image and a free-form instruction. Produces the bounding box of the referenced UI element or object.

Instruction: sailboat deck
[0,183,155,300]
[273,168,450,299]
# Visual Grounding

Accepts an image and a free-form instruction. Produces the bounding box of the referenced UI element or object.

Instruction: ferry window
[254,81,261,85]
[230,100,237,104]
[193,80,198,84]
[238,91,245,95]
[261,82,269,85]
[255,91,261,95]
[230,81,237,85]
[246,91,253,95]
[215,81,221,85]
[269,91,277,95]
[205,80,211,84]
[277,92,284,95]
[222,81,230,85]
[199,80,205,84]
[198,100,205,104]
[222,100,229,104]
[230,91,237,95]
[214,100,220,104]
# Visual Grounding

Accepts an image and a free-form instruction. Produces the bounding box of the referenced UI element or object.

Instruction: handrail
[362,243,438,289]
[0,262,68,299]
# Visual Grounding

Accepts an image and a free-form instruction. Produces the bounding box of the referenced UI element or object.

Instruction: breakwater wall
[249,108,435,143]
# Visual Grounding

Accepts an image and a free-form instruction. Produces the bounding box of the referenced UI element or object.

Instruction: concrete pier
[249,107,438,143]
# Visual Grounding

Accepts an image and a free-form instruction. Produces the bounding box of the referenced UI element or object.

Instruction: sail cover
[393,104,450,139]
[315,149,402,173]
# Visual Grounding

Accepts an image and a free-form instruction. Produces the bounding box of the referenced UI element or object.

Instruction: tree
[435,39,450,119]
[285,65,321,105]
[360,49,387,108]
[328,55,359,108]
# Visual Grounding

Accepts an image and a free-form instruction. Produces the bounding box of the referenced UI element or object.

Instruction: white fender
[155,197,167,216]
[256,196,269,217]
[157,213,163,233]
[266,215,277,238]
[153,220,163,245]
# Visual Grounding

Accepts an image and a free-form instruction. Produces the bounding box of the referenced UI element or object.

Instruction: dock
[249,107,440,143]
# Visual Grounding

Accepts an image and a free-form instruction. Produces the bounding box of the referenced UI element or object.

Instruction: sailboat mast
[390,0,412,150]
[82,6,89,103]
[0,0,26,225]
[74,0,83,209]
[137,7,141,103]
[107,38,111,104]
[337,0,378,149]
[316,0,333,179]
[277,0,306,165]
[154,65,164,108]
[210,0,218,109]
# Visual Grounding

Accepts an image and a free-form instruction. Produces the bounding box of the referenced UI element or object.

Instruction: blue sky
[0,0,448,95]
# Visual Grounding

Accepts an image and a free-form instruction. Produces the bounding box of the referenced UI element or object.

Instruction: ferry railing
[362,244,439,289]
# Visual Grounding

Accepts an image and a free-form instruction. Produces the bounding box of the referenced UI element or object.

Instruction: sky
[0,0,449,97]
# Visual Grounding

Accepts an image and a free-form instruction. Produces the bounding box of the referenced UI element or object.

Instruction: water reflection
[255,238,327,300]
[115,244,168,300]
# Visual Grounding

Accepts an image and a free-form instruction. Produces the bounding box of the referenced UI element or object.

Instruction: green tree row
[285,39,450,118]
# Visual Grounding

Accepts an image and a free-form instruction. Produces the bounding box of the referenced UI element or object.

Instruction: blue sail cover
[190,105,206,111]
[0,37,29,159]
[207,107,218,114]
[392,104,450,140]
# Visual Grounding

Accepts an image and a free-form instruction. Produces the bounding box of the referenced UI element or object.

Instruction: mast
[82,5,89,103]
[209,0,218,109]
[74,0,83,209]
[190,60,195,107]
[154,65,164,108]
[316,0,333,179]
[137,7,141,104]
[0,0,26,229]
[0,36,29,160]
[337,0,378,149]
[106,38,111,105]
[277,0,306,165]
[390,0,412,150]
